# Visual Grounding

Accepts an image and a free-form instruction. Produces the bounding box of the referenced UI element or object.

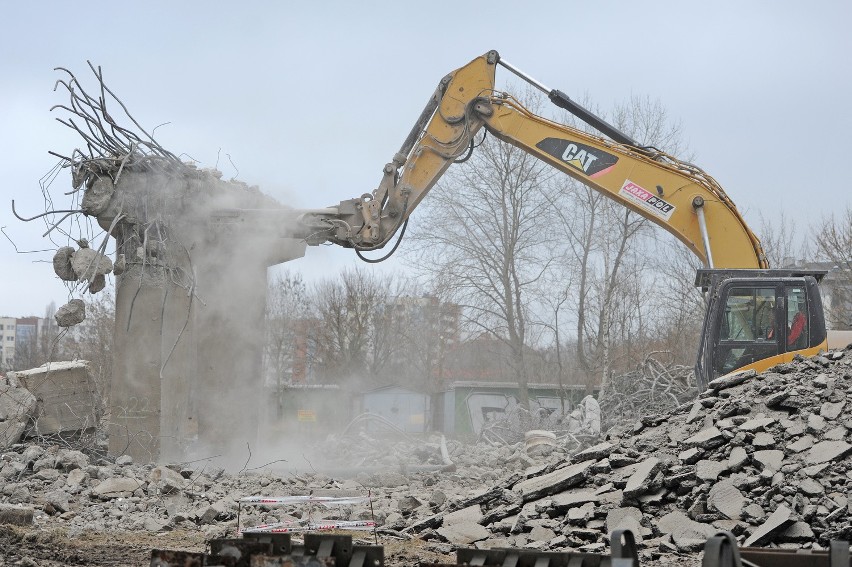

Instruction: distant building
[0,316,16,369]
[358,384,430,433]
[0,315,50,371]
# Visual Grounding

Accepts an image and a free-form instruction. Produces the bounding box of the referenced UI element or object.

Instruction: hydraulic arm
[312,50,768,271]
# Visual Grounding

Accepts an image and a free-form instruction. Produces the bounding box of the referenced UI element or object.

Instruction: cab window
[714,287,779,376]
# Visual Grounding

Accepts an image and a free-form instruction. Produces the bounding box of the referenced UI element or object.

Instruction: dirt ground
[0,527,206,566]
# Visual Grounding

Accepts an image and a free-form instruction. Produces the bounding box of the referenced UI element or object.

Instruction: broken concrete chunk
[88,273,106,293]
[71,247,113,281]
[708,370,755,391]
[751,432,775,447]
[573,442,615,461]
[738,416,776,431]
[805,440,852,465]
[437,521,490,545]
[727,446,748,471]
[81,175,115,216]
[623,457,662,499]
[606,507,644,542]
[551,490,598,511]
[397,495,421,514]
[743,505,795,546]
[15,362,101,437]
[443,504,482,526]
[55,299,86,327]
[797,478,824,496]
[0,385,37,450]
[696,459,728,481]
[685,427,725,449]
[787,435,814,453]
[679,447,703,464]
[92,477,142,499]
[514,460,592,502]
[820,401,845,420]
[780,521,815,542]
[752,450,784,473]
[148,465,186,494]
[52,246,78,281]
[708,479,745,520]
[807,413,826,433]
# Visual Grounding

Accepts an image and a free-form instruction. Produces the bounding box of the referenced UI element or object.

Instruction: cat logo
[535,138,618,178]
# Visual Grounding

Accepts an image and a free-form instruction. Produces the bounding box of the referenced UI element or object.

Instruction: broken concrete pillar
[104,168,306,464]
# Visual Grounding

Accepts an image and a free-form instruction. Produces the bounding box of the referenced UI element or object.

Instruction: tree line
[9,95,851,412]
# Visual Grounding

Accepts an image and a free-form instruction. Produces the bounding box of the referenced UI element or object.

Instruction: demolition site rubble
[1,348,851,564]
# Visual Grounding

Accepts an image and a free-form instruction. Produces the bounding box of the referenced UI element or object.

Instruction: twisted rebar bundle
[598,354,697,431]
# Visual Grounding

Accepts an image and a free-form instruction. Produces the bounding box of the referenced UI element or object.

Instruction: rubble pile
[401,349,852,552]
[1,349,850,559]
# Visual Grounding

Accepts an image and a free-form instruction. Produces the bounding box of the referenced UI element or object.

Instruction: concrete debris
[54,299,86,327]
[12,361,101,436]
[80,176,115,216]
[70,247,113,282]
[479,395,601,446]
[0,383,37,450]
[0,348,851,557]
[52,246,77,281]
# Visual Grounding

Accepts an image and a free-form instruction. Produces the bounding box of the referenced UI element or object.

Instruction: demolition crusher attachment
[150,530,851,567]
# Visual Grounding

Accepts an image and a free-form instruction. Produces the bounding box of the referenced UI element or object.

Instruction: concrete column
[104,168,306,464]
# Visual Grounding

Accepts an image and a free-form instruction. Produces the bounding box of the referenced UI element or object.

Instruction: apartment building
[0,315,47,371]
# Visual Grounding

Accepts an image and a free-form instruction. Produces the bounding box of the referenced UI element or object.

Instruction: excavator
[291,50,833,390]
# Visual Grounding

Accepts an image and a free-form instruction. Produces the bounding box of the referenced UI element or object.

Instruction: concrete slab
[743,505,794,546]
[696,459,728,481]
[685,427,725,449]
[708,479,745,520]
[443,504,483,526]
[805,440,852,465]
[753,450,785,472]
[514,460,593,502]
[14,361,101,436]
[623,457,662,499]
[437,521,491,545]
[606,507,644,543]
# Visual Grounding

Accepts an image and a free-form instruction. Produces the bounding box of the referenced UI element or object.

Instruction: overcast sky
[1,1,850,318]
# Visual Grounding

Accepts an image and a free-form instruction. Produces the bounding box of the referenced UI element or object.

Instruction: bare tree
[757,209,810,268]
[406,129,557,409]
[814,206,852,329]
[548,95,689,388]
[265,272,311,412]
[57,290,116,401]
[644,232,706,364]
[311,266,411,389]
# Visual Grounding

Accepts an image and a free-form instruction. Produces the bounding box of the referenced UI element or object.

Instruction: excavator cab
[694,269,828,389]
